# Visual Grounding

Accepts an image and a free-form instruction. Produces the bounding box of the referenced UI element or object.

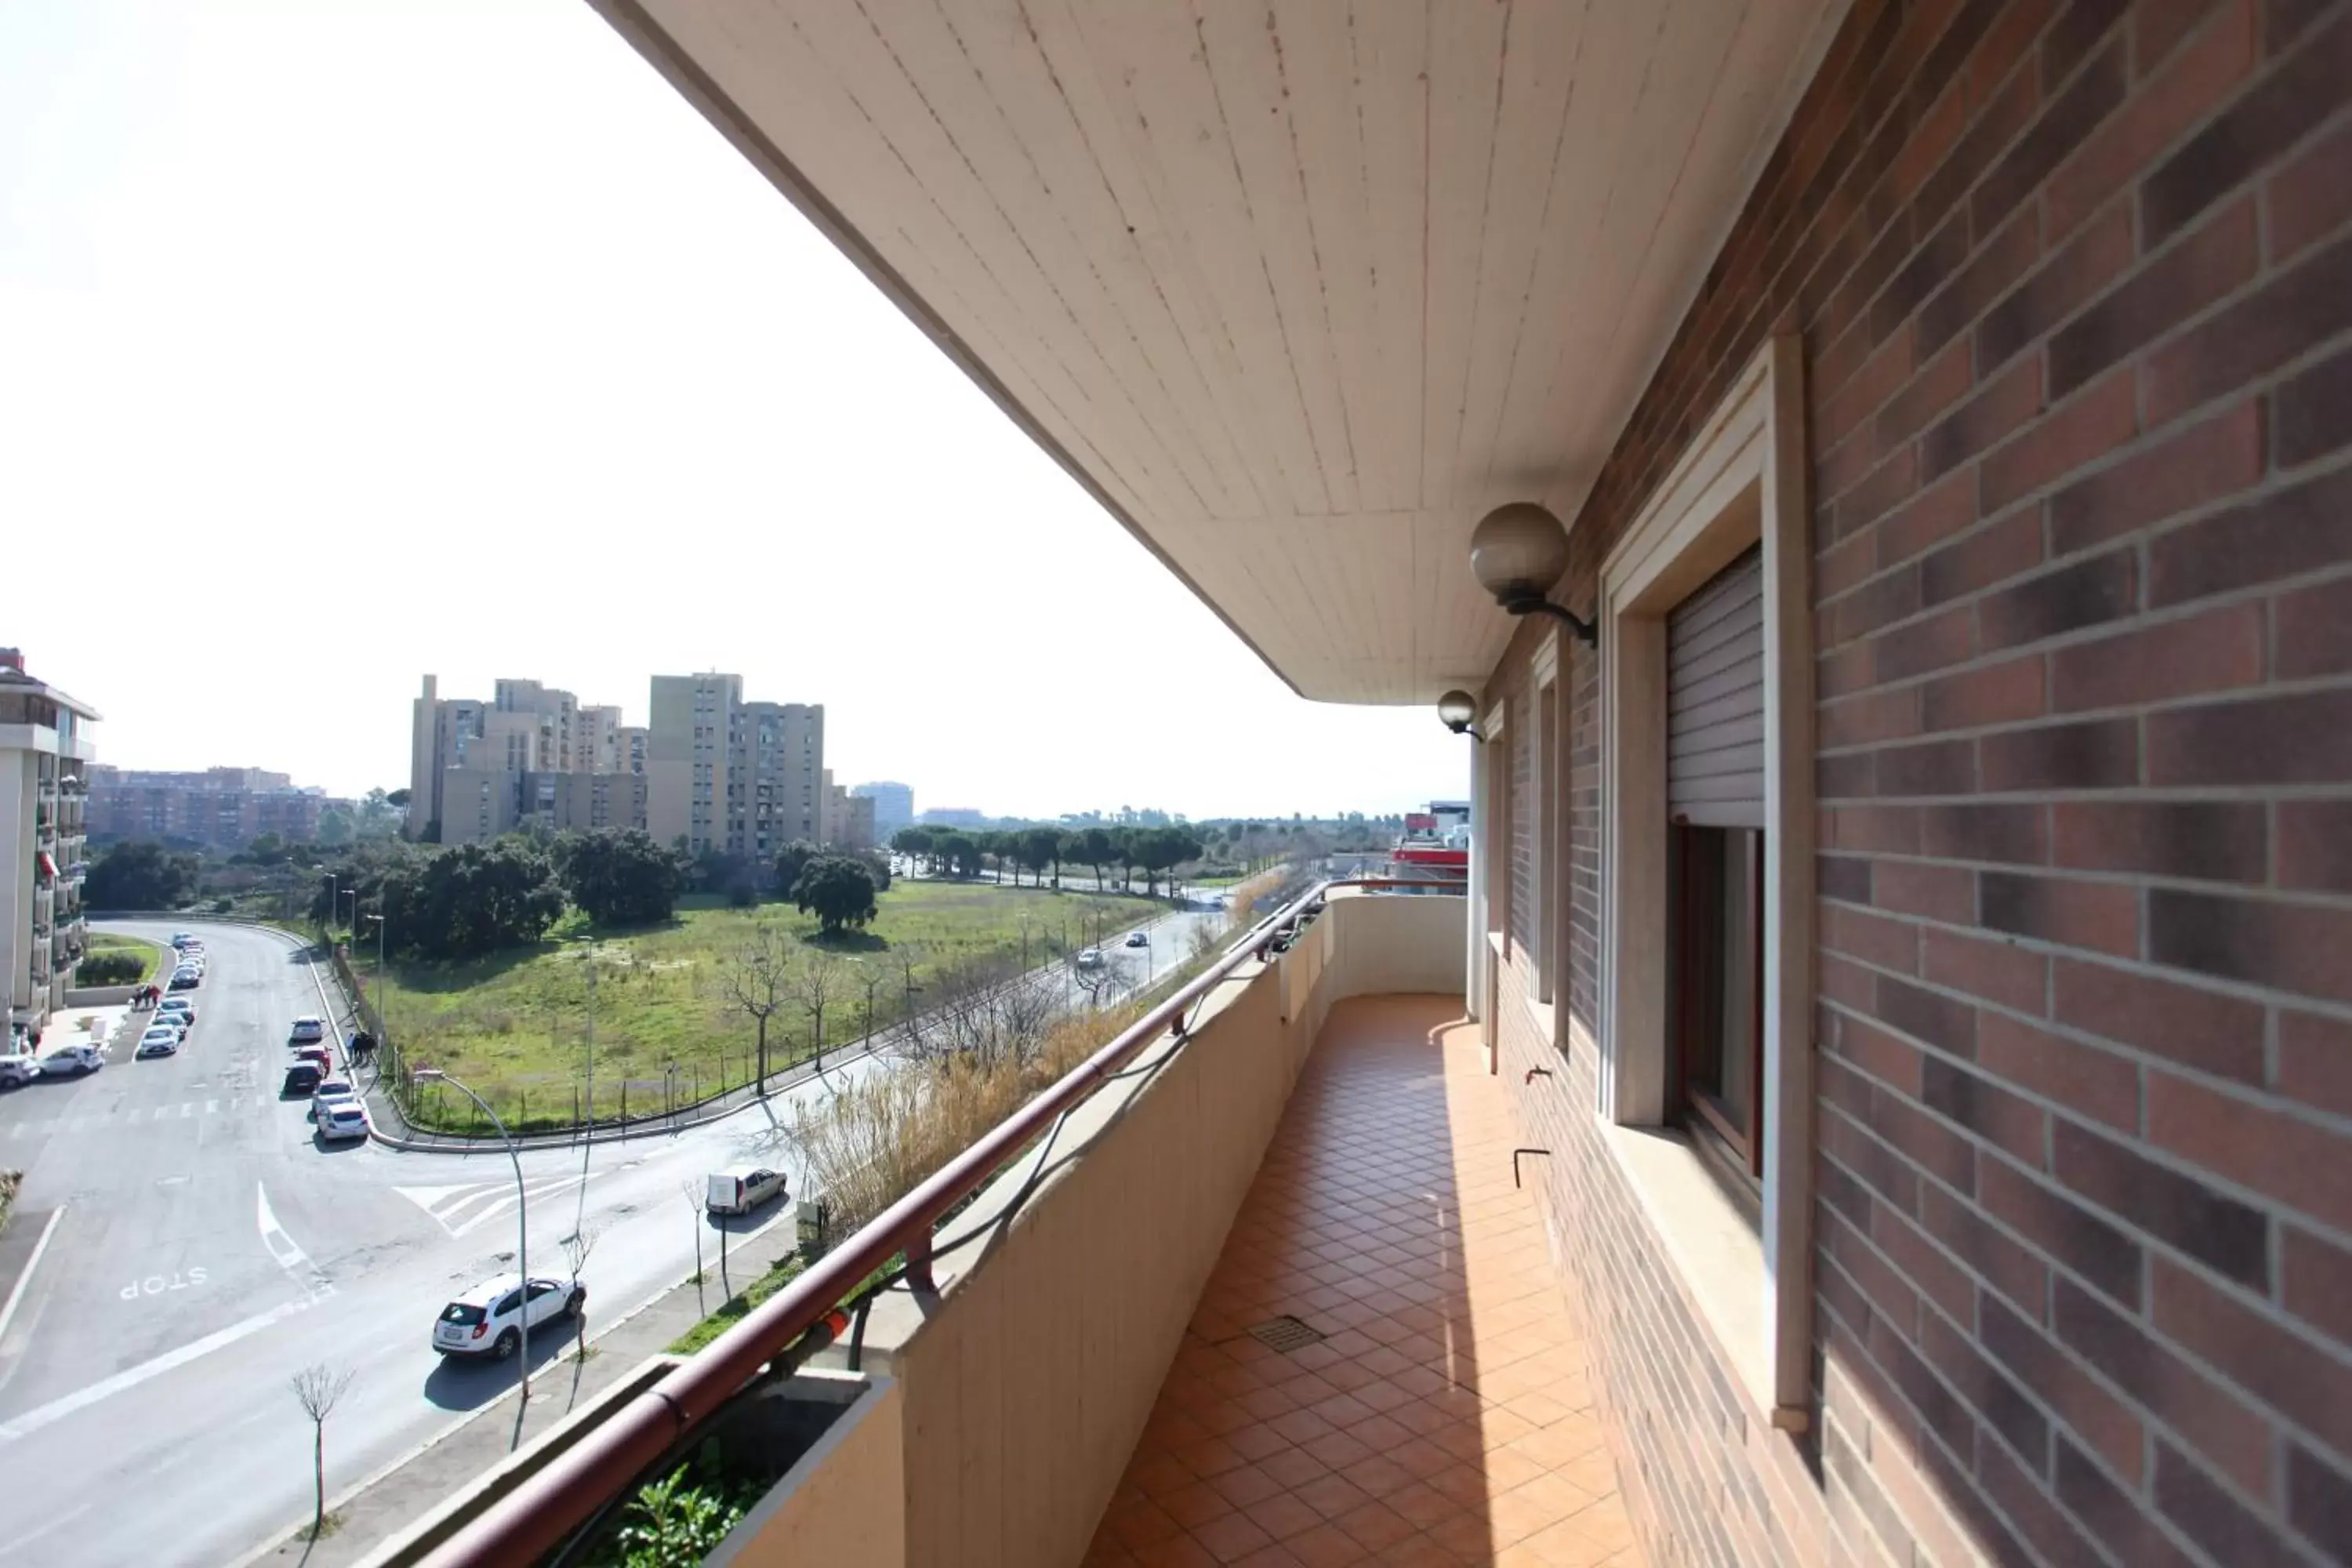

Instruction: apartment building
[643,675,827,858]
[430,7,2352,1568]
[818,769,875,851]
[851,779,913,842]
[645,671,736,853]
[405,677,485,840]
[85,765,325,848]
[728,700,822,858]
[1,650,96,1037]
[413,674,652,845]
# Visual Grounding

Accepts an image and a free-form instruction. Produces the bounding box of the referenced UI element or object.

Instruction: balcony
[381,882,1628,1567]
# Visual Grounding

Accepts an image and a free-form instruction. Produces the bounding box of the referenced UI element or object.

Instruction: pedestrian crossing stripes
[0,1095,289,1136]
[394,1171,604,1239]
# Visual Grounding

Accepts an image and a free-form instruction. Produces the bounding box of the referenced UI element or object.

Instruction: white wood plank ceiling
[601,0,1844,702]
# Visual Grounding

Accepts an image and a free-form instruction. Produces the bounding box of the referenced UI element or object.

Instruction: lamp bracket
[1502,594,1598,647]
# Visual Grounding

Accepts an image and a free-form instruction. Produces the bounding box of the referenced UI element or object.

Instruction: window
[1595,337,1812,1428]
[1532,638,1562,1007]
[1671,824,1763,1178]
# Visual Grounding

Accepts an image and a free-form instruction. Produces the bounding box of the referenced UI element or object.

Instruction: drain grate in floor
[1244,1315,1327,1354]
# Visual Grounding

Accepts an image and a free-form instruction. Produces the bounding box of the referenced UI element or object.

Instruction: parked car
[1124,931,1149,948]
[136,1027,182,1059]
[156,998,195,1025]
[0,1051,37,1089]
[168,969,200,991]
[313,1077,356,1110]
[292,1045,334,1075]
[314,1102,369,1142]
[169,932,197,949]
[45,1043,104,1076]
[281,1061,323,1097]
[706,1165,787,1216]
[288,1016,325,1044]
[432,1275,586,1359]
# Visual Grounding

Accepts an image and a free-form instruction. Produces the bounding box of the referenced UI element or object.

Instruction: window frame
[1594,336,1813,1429]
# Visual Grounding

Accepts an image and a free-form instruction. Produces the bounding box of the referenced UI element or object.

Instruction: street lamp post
[413,1068,532,1408]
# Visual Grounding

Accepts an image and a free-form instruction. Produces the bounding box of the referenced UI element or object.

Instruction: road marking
[393,1172,603,1238]
[119,1267,208,1300]
[0,1296,316,1443]
[257,1183,332,1302]
[0,1207,65,1348]
[0,1501,93,1559]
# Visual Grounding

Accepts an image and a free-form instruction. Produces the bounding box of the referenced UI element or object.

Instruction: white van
[706,1165,786,1216]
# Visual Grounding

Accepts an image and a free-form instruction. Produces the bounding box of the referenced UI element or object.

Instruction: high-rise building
[578,706,624,774]
[85,764,325,848]
[851,781,914,842]
[646,675,826,859]
[406,677,488,840]
[493,679,579,773]
[647,673,740,855]
[730,701,823,858]
[1,650,97,1039]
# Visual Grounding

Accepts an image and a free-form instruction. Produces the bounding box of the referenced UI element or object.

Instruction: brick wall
[1484,1,2352,1564]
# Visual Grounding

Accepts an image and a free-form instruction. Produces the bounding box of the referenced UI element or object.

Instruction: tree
[793,949,845,1073]
[559,1226,601,1361]
[315,806,356,848]
[716,924,795,1093]
[891,826,934,873]
[772,839,823,898]
[552,829,684,927]
[931,832,982,880]
[793,856,878,936]
[381,841,564,960]
[85,840,200,910]
[386,788,412,809]
[891,942,927,1053]
[1019,827,1062,887]
[1067,827,1116,889]
[289,1363,357,1543]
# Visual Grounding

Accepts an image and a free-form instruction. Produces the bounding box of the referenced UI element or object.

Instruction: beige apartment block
[1,650,97,1038]
[578,705,623,774]
[405,676,487,840]
[646,672,739,855]
[729,699,822,858]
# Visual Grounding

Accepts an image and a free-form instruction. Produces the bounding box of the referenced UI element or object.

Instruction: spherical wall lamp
[1468,503,1596,645]
[1436,689,1482,740]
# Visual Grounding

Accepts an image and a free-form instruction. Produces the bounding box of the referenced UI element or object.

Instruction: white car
[43,1043,103,1076]
[169,932,197,949]
[136,1026,182,1058]
[314,1101,369,1142]
[706,1165,787,1216]
[432,1275,586,1359]
[288,1016,325,1044]
[0,1051,36,1089]
[156,998,196,1025]
[1075,947,1105,970]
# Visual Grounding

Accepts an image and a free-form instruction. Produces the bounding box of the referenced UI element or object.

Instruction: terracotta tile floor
[1086,995,1642,1568]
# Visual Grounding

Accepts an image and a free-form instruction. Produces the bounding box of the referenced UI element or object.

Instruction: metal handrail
[419,875,1462,1566]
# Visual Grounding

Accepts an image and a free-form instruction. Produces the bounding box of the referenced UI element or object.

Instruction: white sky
[0,0,1467,819]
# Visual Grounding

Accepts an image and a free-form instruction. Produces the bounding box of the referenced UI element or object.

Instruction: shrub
[76,952,144,986]
[211,897,234,914]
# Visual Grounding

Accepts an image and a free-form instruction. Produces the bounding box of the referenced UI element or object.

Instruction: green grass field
[85,931,164,984]
[358,880,1156,1132]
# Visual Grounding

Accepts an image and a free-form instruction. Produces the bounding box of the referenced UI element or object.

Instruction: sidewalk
[241,1226,792,1566]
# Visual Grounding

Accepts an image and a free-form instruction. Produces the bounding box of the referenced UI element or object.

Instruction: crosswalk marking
[394,1171,606,1238]
[0,1093,297,1138]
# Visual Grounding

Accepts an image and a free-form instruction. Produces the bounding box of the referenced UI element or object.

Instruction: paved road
[0,897,1227,1566]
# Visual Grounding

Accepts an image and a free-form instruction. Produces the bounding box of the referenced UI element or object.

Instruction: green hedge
[77,952,145,986]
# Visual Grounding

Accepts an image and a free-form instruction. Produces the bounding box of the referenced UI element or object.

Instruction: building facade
[1,651,96,1038]
[728,700,823,858]
[85,766,325,848]
[851,779,913,843]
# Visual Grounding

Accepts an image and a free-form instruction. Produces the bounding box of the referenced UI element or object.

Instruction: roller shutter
[1668,546,1765,829]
